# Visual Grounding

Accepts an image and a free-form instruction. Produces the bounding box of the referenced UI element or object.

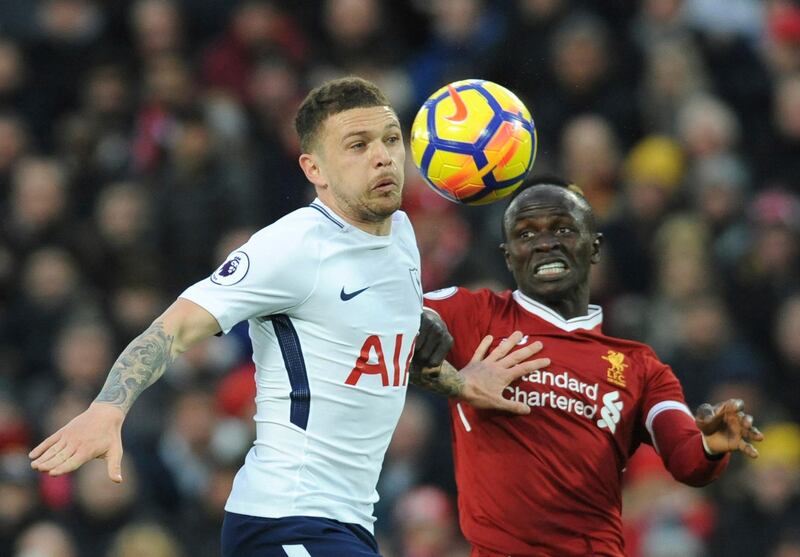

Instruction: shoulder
[248,205,340,251]
[598,333,665,371]
[424,286,506,310]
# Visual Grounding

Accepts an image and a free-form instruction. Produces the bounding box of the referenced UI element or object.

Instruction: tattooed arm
[30,298,221,481]
[409,361,465,397]
[95,299,220,414]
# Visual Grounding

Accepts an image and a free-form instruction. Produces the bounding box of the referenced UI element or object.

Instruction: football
[410,79,537,205]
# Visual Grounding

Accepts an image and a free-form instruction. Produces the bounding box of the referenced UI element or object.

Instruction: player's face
[308,106,405,228]
[501,186,601,303]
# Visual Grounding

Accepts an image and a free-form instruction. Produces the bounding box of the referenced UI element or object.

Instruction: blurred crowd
[0,0,799,556]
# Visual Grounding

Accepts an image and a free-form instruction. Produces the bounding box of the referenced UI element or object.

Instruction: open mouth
[534,260,569,277]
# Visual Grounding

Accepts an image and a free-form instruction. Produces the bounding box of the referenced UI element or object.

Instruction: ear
[298,153,327,188]
[590,233,603,264]
[499,242,512,271]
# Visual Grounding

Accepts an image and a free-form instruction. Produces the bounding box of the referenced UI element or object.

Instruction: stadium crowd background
[0,0,799,556]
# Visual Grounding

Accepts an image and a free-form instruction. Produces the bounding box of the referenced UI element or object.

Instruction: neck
[521,287,590,320]
[317,196,392,236]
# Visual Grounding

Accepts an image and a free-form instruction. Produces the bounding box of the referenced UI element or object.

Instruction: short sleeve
[423,287,492,368]
[180,223,321,334]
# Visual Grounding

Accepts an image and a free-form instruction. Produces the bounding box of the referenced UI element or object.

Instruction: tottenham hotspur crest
[409,267,422,303]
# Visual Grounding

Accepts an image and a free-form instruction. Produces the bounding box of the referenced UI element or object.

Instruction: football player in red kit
[414,178,763,557]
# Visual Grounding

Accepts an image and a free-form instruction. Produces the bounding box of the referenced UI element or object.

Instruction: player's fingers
[44,445,79,476]
[492,396,531,415]
[31,438,68,470]
[106,444,123,483]
[505,358,551,382]
[695,402,726,434]
[469,335,494,363]
[738,438,759,459]
[500,341,544,367]
[748,425,764,442]
[28,433,62,460]
[487,332,523,361]
[428,334,454,368]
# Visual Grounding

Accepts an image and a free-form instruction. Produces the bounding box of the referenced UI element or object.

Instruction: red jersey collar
[512,290,603,332]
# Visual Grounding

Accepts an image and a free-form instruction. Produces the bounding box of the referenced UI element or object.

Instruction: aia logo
[345,334,416,387]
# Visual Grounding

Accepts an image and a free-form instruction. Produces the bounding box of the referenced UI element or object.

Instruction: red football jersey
[424,287,728,557]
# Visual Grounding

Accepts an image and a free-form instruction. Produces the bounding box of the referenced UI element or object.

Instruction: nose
[532,232,560,252]
[372,142,393,168]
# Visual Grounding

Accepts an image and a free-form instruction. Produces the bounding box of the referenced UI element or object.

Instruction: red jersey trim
[512,290,603,331]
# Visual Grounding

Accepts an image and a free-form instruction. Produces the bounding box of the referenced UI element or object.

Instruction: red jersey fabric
[423,287,729,557]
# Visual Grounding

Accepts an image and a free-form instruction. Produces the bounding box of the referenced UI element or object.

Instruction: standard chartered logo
[502,370,625,432]
[596,391,623,434]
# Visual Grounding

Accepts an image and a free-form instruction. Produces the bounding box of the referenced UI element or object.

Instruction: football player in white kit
[29,77,548,556]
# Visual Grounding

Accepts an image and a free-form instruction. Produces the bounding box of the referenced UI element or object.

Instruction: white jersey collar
[512,290,603,332]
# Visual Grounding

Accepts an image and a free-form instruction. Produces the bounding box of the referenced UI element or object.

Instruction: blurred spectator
[623,446,716,557]
[0,113,30,201]
[0,452,44,556]
[409,0,506,110]
[391,485,470,557]
[602,135,685,294]
[310,0,413,114]
[559,114,621,222]
[665,294,764,410]
[534,12,639,146]
[676,94,741,162]
[773,294,800,420]
[730,189,800,351]
[639,38,709,135]
[688,154,751,271]
[157,389,218,500]
[711,422,800,557]
[130,0,184,61]
[3,157,74,256]
[14,520,76,557]
[202,0,308,103]
[5,247,91,383]
[107,522,183,557]
[759,75,800,191]
[66,457,142,557]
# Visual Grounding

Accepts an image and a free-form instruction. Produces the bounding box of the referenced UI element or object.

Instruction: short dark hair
[295,77,392,153]
[501,175,596,240]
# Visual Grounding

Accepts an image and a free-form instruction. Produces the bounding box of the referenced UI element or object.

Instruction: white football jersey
[180,198,422,532]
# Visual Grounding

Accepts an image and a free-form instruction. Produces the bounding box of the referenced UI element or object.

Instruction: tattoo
[95,321,175,414]
[409,360,465,397]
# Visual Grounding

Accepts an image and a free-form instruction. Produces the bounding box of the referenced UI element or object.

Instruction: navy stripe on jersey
[271,315,311,429]
[308,203,344,228]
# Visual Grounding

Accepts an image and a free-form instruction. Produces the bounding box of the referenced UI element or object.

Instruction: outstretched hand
[29,402,125,482]
[695,398,764,459]
[458,331,550,415]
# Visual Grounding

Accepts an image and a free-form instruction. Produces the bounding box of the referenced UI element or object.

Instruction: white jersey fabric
[180,198,422,532]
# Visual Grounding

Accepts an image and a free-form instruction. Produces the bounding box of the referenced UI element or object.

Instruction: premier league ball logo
[211,251,250,285]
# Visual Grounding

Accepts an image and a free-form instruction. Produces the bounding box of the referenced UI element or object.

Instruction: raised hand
[695,398,764,458]
[457,331,550,415]
[29,402,125,482]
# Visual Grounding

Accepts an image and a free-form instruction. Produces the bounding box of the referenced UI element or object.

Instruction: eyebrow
[341,122,401,142]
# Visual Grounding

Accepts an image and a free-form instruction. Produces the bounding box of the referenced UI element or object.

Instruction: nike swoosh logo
[445,85,468,122]
[340,286,369,301]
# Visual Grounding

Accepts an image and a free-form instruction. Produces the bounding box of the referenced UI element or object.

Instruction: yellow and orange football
[410,79,537,205]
